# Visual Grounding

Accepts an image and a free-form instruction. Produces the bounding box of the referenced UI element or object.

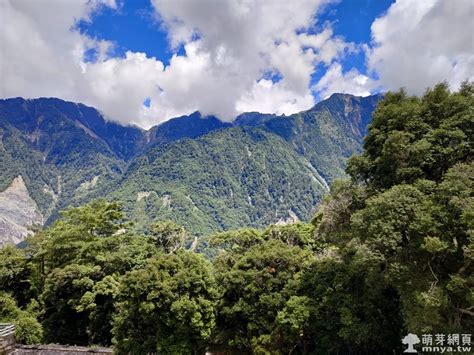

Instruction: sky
[0,0,473,129]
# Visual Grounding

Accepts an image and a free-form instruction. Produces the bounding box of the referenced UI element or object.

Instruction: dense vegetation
[0,83,472,354]
[0,93,379,242]
[110,127,328,235]
[0,98,130,222]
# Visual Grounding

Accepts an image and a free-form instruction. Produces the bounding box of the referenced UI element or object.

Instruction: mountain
[237,93,384,181]
[107,127,329,235]
[146,111,232,148]
[0,94,382,244]
[0,98,129,233]
[0,97,145,159]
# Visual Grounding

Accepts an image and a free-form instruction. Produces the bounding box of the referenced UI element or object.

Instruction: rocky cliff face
[0,176,43,246]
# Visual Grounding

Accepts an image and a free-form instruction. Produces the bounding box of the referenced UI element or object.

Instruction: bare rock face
[0,176,43,247]
[275,210,300,226]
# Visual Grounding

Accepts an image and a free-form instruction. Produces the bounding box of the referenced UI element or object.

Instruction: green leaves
[0,292,43,344]
[112,251,219,354]
[150,220,188,253]
[349,82,473,188]
[318,82,474,339]
[422,236,449,254]
[212,231,316,353]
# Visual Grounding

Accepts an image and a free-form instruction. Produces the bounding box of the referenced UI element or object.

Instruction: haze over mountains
[0,93,381,245]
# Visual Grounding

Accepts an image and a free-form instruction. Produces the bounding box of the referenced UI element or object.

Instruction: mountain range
[0,93,382,245]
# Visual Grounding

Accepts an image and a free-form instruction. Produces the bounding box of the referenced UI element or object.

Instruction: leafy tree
[211,228,316,353]
[34,200,126,271]
[112,250,219,354]
[29,200,158,345]
[298,242,404,353]
[150,220,188,253]
[41,264,99,344]
[317,82,473,339]
[347,82,473,188]
[0,245,34,307]
[0,292,43,344]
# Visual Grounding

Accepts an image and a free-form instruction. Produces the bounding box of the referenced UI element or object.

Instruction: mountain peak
[0,93,383,243]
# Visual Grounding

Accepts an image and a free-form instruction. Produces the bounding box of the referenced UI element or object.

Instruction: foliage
[0,245,34,307]
[317,82,474,340]
[150,220,188,253]
[210,225,317,353]
[112,251,219,354]
[32,200,159,345]
[0,83,471,353]
[347,82,473,188]
[0,292,43,344]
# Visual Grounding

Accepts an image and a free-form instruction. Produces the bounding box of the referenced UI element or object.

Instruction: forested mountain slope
[0,93,381,244]
[1,83,471,354]
[107,127,329,235]
[0,98,131,242]
[236,93,383,181]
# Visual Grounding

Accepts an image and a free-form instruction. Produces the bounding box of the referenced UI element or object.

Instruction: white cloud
[147,0,356,124]
[367,0,474,94]
[0,0,119,115]
[2,0,469,128]
[313,63,376,99]
[0,0,358,128]
[236,79,314,115]
[0,0,115,99]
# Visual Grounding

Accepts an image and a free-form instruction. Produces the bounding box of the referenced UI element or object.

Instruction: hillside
[237,93,383,181]
[107,127,329,235]
[0,93,381,244]
[0,98,129,230]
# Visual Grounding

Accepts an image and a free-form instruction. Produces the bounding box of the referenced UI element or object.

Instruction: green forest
[1,83,472,354]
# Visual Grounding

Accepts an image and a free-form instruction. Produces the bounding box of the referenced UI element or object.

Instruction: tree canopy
[0,82,472,354]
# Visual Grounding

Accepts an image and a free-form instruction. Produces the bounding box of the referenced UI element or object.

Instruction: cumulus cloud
[146,0,357,122]
[367,0,474,94]
[313,63,376,98]
[236,79,315,115]
[0,0,358,128]
[0,0,115,99]
[1,0,471,128]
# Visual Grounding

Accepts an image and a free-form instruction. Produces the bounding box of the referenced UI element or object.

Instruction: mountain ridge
[0,93,382,244]
[2,93,382,137]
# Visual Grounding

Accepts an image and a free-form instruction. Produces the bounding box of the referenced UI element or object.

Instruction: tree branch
[457,308,474,317]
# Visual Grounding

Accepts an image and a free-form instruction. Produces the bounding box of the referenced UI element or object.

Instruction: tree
[212,234,315,353]
[30,200,158,345]
[112,250,219,354]
[0,292,43,344]
[34,200,126,271]
[318,82,473,337]
[0,245,33,307]
[150,220,187,253]
[298,241,404,353]
[347,82,473,188]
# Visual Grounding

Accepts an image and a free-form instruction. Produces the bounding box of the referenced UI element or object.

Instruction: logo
[402,333,472,353]
[402,333,420,353]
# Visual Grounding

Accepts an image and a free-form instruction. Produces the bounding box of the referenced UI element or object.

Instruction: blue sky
[2,0,471,128]
[315,0,394,76]
[77,0,395,92]
[77,0,172,63]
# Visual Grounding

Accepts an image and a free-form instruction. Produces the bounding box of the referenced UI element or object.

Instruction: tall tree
[112,251,219,354]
